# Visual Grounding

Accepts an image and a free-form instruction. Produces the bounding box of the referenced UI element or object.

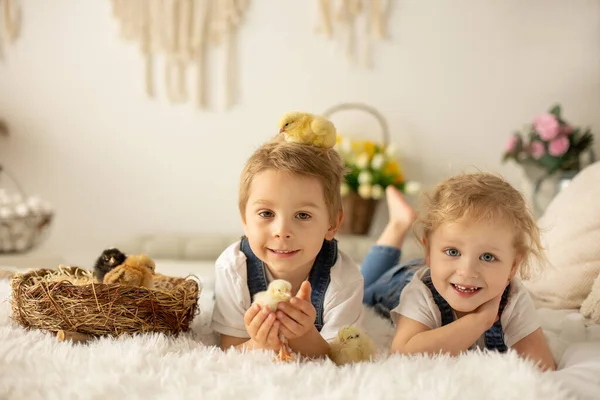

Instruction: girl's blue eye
[296,213,311,220]
[445,248,460,257]
[480,253,496,262]
[258,211,274,218]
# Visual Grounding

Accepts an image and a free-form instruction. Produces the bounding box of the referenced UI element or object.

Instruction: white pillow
[523,161,600,311]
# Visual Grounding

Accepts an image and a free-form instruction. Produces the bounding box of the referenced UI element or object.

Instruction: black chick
[94,248,126,283]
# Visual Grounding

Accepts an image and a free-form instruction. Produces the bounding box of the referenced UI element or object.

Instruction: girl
[362,173,556,371]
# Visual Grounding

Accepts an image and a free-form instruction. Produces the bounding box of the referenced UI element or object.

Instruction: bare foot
[376,186,417,248]
[386,186,417,228]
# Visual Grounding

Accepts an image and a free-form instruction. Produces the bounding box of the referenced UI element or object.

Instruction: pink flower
[505,136,519,152]
[533,113,560,140]
[530,141,546,159]
[548,135,570,156]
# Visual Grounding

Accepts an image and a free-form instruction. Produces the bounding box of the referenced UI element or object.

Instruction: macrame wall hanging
[110,0,249,110]
[0,0,21,61]
[315,0,392,68]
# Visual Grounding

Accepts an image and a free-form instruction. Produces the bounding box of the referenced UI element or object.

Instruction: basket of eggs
[0,165,53,253]
[10,249,201,341]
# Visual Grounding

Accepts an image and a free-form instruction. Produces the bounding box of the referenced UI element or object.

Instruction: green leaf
[536,154,561,174]
[549,104,562,118]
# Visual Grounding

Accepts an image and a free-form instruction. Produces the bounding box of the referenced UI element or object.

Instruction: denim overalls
[239,236,338,332]
[362,245,510,352]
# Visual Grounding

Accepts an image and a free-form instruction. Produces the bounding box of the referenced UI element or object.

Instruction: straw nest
[10,265,200,337]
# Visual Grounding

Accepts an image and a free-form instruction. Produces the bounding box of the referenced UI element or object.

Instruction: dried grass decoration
[11,265,201,339]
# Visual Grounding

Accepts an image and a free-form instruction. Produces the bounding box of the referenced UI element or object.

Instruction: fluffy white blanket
[1,281,599,400]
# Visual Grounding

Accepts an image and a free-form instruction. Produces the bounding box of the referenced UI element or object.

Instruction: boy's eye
[445,248,460,257]
[295,213,311,220]
[258,211,274,218]
[480,253,496,262]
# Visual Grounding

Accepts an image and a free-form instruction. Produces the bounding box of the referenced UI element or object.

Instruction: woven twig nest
[10,266,200,337]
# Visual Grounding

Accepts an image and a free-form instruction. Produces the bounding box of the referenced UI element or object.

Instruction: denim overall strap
[239,236,336,332]
[308,239,337,332]
[422,271,454,326]
[240,236,269,298]
[422,270,510,352]
[483,286,511,352]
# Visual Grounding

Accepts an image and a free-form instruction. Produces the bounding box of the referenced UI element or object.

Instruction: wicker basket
[10,266,200,337]
[323,103,390,235]
[0,165,53,254]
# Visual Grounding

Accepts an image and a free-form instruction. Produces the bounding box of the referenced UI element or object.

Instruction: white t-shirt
[211,241,365,342]
[390,266,540,348]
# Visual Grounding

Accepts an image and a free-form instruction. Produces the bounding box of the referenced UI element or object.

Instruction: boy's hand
[276,281,317,340]
[475,292,503,330]
[243,304,281,351]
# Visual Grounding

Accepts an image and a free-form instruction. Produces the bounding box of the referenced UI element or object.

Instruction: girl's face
[425,218,520,315]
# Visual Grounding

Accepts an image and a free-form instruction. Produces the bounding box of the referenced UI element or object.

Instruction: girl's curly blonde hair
[414,172,546,280]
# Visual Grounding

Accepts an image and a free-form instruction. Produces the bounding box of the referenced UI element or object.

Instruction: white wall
[1,0,599,264]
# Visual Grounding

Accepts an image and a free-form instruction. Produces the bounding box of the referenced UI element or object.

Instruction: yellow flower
[383,161,400,175]
[363,141,376,158]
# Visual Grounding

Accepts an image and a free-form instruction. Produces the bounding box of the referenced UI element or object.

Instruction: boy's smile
[243,169,340,284]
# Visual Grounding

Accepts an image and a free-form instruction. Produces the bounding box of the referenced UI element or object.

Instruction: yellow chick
[252,279,294,362]
[103,254,156,289]
[329,325,376,366]
[278,112,337,149]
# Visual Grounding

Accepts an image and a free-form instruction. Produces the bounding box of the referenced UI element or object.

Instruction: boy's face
[425,218,519,315]
[243,169,341,278]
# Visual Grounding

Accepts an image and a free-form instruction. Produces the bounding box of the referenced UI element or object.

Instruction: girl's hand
[475,293,503,330]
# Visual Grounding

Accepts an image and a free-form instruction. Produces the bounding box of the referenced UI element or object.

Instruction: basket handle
[322,102,390,147]
[0,164,28,200]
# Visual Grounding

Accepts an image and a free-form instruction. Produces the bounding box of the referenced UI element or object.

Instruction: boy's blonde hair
[239,137,345,226]
[415,172,545,280]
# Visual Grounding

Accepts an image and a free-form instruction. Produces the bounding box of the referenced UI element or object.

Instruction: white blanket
[0,280,599,400]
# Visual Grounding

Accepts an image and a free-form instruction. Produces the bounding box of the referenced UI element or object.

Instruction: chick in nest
[93,248,127,283]
[329,325,376,366]
[252,279,295,362]
[278,112,337,149]
[103,254,156,289]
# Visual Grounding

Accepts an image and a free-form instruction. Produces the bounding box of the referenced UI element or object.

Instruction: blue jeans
[361,245,424,319]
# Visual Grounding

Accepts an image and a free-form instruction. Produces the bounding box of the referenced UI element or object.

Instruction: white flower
[404,181,422,195]
[385,144,397,158]
[358,170,372,185]
[355,153,370,169]
[340,138,352,153]
[371,154,385,170]
[340,183,350,196]
[358,184,372,199]
[371,185,384,199]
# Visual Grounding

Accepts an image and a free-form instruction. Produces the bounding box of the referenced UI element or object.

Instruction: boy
[211,135,364,358]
